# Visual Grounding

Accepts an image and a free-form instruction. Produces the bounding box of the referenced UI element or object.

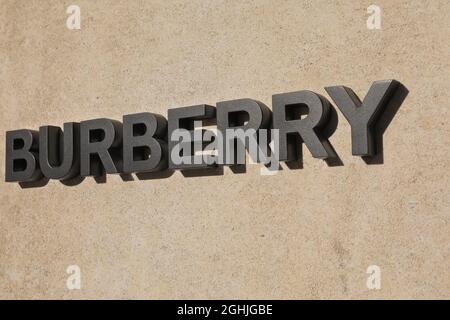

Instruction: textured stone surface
[0,0,449,299]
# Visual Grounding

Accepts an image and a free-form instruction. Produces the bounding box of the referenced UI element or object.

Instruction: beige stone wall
[0,0,449,299]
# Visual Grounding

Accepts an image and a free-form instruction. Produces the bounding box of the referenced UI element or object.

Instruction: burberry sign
[5,79,406,185]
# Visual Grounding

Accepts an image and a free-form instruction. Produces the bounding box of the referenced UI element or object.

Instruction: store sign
[5,79,405,185]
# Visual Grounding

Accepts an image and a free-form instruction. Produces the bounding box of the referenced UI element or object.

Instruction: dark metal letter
[80,118,122,177]
[167,104,216,170]
[123,112,167,173]
[39,123,80,180]
[325,79,399,156]
[272,90,335,160]
[5,130,42,182]
[216,98,271,165]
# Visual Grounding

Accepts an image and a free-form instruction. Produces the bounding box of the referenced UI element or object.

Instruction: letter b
[122,112,168,173]
[5,130,42,182]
